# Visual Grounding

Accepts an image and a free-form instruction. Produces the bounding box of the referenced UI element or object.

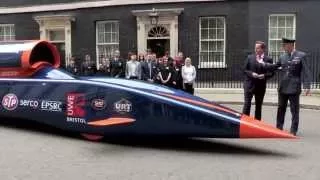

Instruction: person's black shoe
[290,131,297,136]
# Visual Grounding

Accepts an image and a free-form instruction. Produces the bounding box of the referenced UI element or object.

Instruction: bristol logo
[66,93,86,117]
[2,93,19,111]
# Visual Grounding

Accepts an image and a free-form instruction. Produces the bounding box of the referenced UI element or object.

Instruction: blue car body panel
[0,66,242,138]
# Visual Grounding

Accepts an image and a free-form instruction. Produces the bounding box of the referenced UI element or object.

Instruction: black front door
[147,39,170,58]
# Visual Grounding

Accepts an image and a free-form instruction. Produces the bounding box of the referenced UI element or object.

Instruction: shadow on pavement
[0,118,296,157]
[102,137,295,157]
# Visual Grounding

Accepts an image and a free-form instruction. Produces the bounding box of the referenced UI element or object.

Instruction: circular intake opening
[29,41,60,68]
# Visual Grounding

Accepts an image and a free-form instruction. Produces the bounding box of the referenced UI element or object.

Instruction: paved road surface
[0,105,319,180]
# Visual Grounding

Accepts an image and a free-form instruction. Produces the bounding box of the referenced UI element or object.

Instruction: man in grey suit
[272,38,311,136]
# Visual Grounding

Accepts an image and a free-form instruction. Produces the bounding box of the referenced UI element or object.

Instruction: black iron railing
[195,51,320,89]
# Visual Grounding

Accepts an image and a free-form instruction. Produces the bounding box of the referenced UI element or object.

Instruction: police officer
[273,38,311,136]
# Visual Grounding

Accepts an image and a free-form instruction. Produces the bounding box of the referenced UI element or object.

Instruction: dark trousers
[184,83,194,95]
[276,93,300,135]
[242,90,265,120]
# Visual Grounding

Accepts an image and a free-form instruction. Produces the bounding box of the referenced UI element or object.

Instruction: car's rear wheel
[81,133,104,141]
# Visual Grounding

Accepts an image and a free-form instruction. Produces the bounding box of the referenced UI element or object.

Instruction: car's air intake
[0,40,60,77]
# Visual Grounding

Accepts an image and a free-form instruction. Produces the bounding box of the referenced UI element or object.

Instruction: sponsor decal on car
[1,93,19,111]
[66,93,86,124]
[66,117,87,124]
[91,99,106,110]
[114,98,132,114]
[19,99,39,108]
[41,100,62,112]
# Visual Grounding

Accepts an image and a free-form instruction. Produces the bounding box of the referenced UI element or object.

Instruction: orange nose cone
[240,115,297,139]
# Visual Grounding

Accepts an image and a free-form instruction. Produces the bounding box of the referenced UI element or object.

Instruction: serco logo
[20,100,39,108]
[2,93,19,111]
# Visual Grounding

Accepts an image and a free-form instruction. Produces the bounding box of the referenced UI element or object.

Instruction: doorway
[147,39,170,58]
[52,42,66,68]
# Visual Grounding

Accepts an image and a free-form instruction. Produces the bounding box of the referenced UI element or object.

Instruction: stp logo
[66,93,86,117]
[2,93,19,111]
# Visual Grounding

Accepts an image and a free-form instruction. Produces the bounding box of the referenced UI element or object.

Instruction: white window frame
[268,14,296,59]
[0,24,15,41]
[96,20,119,69]
[198,16,226,69]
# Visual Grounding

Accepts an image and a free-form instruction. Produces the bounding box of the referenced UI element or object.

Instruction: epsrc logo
[41,100,62,112]
[2,93,19,111]
[66,93,86,117]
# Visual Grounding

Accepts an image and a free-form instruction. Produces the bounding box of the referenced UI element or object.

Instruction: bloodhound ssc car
[0,40,295,141]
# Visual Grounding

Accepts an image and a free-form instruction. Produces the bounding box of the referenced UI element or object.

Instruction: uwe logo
[2,93,19,111]
[114,98,132,114]
[66,93,86,117]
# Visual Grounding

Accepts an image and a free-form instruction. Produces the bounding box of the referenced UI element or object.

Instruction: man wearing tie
[272,38,311,136]
[141,54,156,82]
[110,50,125,78]
[242,41,274,121]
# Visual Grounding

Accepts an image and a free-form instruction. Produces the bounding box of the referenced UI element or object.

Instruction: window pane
[214,52,224,62]
[97,44,119,63]
[269,16,277,27]
[98,32,104,43]
[216,18,224,28]
[208,29,216,39]
[200,52,208,62]
[201,29,208,39]
[278,16,286,27]
[48,30,65,41]
[216,41,224,51]
[105,32,111,43]
[0,28,3,36]
[217,29,224,39]
[269,27,278,39]
[201,41,209,52]
[278,27,286,38]
[200,19,208,29]
[286,16,294,27]
[111,33,118,43]
[286,28,293,38]
[208,18,216,28]
[209,41,216,51]
[269,40,278,52]
[105,23,112,32]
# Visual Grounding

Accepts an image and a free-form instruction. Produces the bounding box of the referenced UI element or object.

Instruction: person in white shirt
[181,57,196,94]
[125,54,141,80]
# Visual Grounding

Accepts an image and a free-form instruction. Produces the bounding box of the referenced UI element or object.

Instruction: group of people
[243,37,311,136]
[66,50,197,94]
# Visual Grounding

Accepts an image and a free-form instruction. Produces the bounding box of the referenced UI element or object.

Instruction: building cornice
[0,0,222,14]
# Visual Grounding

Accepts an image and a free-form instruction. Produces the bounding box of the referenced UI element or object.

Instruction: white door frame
[132,8,183,57]
[34,14,75,67]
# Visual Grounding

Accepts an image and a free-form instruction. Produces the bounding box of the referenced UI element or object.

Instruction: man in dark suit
[272,38,311,136]
[242,41,274,120]
[141,54,157,82]
[110,50,125,78]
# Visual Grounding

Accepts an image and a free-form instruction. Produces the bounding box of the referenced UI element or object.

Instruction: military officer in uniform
[271,38,311,136]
